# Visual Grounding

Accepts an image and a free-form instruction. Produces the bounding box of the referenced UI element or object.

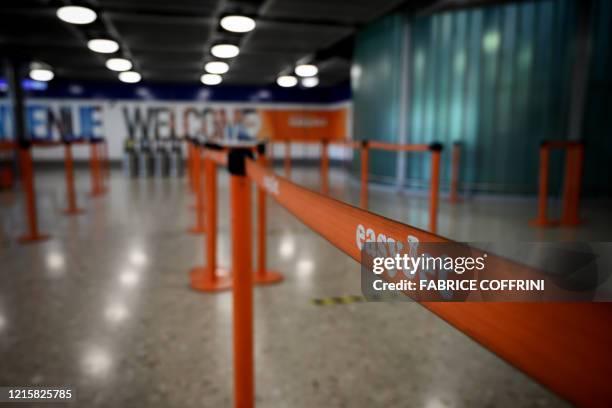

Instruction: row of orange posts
[277,139,452,234]
[185,139,607,408]
[0,138,109,243]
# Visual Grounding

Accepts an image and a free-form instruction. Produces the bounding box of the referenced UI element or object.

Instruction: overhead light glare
[295,64,318,77]
[205,61,229,74]
[105,58,132,72]
[56,5,97,25]
[30,69,54,82]
[201,74,222,85]
[211,44,240,59]
[88,39,119,54]
[220,15,256,33]
[301,76,319,88]
[119,71,141,83]
[277,75,297,88]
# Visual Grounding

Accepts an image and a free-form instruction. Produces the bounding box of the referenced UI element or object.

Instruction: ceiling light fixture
[88,39,119,54]
[211,44,239,59]
[205,61,229,74]
[201,74,222,85]
[277,75,297,88]
[56,5,97,25]
[29,62,54,82]
[301,76,319,88]
[118,71,141,83]
[29,68,54,82]
[106,58,132,72]
[295,64,318,77]
[220,15,256,33]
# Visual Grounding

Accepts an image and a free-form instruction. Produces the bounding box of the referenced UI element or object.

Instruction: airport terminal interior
[1,0,611,407]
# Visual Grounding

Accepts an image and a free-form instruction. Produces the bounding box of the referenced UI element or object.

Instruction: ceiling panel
[261,0,406,24]
[0,0,428,86]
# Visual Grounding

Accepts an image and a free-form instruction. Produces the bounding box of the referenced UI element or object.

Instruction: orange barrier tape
[0,141,16,151]
[244,155,612,406]
[368,140,430,152]
[30,140,63,147]
[204,147,228,167]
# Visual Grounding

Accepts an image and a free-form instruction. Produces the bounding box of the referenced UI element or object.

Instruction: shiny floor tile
[1,166,609,407]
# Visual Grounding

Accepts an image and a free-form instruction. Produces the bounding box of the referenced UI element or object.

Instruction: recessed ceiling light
[201,74,222,85]
[118,71,141,83]
[277,75,297,88]
[106,58,132,72]
[205,61,229,74]
[30,68,54,82]
[88,39,119,54]
[295,64,318,77]
[56,5,97,25]
[301,76,319,88]
[220,15,256,33]
[211,44,239,59]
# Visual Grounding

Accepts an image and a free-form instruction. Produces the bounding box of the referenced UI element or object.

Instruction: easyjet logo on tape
[355,224,419,259]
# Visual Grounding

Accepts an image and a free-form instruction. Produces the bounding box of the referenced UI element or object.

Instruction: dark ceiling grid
[0,0,414,86]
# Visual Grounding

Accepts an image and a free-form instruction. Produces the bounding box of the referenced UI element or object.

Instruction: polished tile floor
[0,166,610,407]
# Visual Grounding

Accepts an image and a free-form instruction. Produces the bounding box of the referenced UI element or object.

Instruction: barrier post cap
[18,138,31,149]
[429,142,443,151]
[204,141,223,150]
[361,140,369,148]
[228,148,253,176]
[256,142,266,155]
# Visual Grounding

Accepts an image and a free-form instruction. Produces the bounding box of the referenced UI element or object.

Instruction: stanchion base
[62,208,85,215]
[189,267,232,292]
[18,233,50,243]
[187,226,206,234]
[254,270,284,285]
[529,219,560,228]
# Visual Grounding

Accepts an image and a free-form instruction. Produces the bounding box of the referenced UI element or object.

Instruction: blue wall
[353,0,611,195]
[352,13,405,181]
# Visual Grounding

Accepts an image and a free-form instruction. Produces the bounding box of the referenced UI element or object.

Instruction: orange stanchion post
[99,141,107,194]
[449,142,461,203]
[530,143,555,227]
[254,144,283,285]
[102,140,110,181]
[17,142,50,243]
[228,148,254,408]
[429,143,442,234]
[321,140,329,194]
[190,144,232,292]
[62,141,84,215]
[360,140,369,209]
[561,143,584,226]
[89,142,104,196]
[188,143,206,234]
[284,140,291,178]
